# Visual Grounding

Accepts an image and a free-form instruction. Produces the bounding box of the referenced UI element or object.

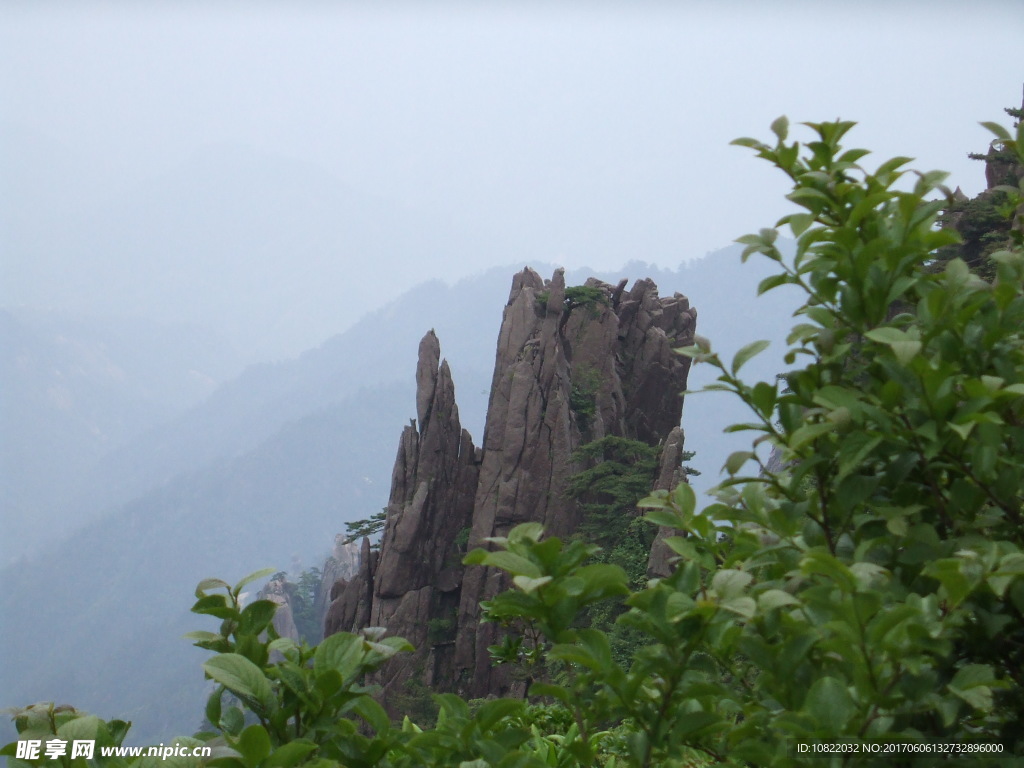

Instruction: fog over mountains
[5,0,1016,750]
[1,244,800,744]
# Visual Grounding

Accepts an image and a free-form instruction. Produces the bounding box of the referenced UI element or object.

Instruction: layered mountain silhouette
[1,250,799,744]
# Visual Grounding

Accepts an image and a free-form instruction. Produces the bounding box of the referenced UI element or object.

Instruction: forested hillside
[0,310,242,565]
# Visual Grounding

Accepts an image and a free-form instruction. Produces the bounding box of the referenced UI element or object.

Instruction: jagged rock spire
[455,268,695,697]
[323,269,696,707]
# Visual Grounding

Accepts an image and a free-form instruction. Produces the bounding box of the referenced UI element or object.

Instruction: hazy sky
[2,1,1022,358]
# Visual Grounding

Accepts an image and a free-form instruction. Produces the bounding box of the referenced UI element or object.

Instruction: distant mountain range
[0,248,801,745]
[0,309,243,564]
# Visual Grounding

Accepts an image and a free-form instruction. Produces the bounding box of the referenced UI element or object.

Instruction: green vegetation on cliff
[934,100,1023,280]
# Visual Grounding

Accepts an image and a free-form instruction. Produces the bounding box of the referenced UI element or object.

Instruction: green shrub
[563,285,608,312]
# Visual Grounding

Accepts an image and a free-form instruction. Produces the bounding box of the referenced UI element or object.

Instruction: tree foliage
[342,510,386,549]
[6,113,1024,767]
[562,286,609,313]
[567,437,696,665]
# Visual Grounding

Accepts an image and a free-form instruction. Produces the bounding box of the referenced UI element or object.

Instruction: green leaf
[473,698,525,733]
[788,421,836,450]
[573,563,630,599]
[924,558,974,608]
[264,742,318,768]
[731,340,770,375]
[672,710,725,738]
[788,187,832,208]
[712,569,752,600]
[203,654,275,713]
[664,535,705,564]
[221,706,245,736]
[232,568,277,596]
[192,594,238,620]
[811,385,864,412]
[205,685,224,728]
[643,508,688,530]
[787,213,815,237]
[804,677,855,733]
[512,575,552,593]
[890,339,922,365]
[508,522,545,544]
[236,725,271,767]
[195,578,232,597]
[758,272,792,295]
[184,630,222,644]
[770,115,789,141]
[757,589,800,611]
[989,553,1024,597]
[724,451,755,475]
[875,155,913,176]
[750,381,778,419]
[239,600,279,636]
[949,421,975,441]
[671,482,697,515]
[475,550,542,578]
[267,637,299,656]
[54,714,106,743]
[980,121,1012,140]
[721,596,757,619]
[863,327,907,345]
[801,550,855,593]
[949,664,997,710]
[836,433,882,480]
[351,696,391,733]
[313,632,364,681]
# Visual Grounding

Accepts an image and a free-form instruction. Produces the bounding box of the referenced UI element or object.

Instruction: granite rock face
[324,536,377,638]
[323,268,696,705]
[258,577,300,642]
[313,536,362,641]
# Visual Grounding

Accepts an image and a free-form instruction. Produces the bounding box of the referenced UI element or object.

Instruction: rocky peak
[456,268,695,696]
[323,268,696,706]
[325,330,480,693]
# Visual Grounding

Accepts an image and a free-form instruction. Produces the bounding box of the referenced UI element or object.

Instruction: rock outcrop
[314,536,362,640]
[324,536,377,638]
[324,331,480,690]
[257,577,300,641]
[324,268,696,705]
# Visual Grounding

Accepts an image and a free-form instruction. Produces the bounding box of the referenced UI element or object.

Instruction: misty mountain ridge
[2,248,799,567]
[0,308,243,564]
[20,249,797,556]
[1,247,800,745]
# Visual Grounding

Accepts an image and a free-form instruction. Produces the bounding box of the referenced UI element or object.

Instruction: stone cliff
[324,267,696,704]
[258,576,301,642]
[312,537,361,639]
